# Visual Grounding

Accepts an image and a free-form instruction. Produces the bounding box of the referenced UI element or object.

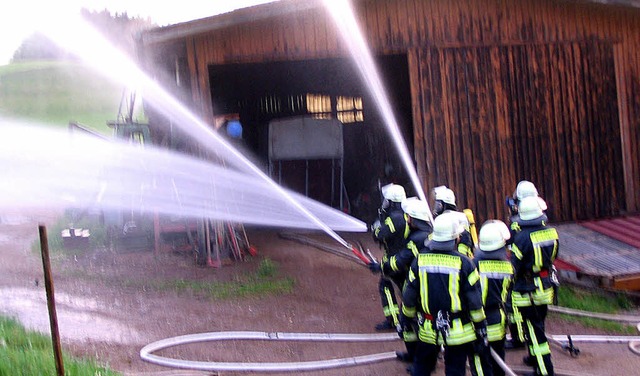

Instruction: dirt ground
[2,209,640,376]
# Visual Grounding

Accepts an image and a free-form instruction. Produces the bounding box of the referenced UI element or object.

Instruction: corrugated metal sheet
[556,222,640,277]
[581,216,640,248]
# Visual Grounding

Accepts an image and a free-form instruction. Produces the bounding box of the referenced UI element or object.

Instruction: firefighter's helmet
[514,180,548,211]
[433,185,456,206]
[515,180,538,201]
[479,220,510,251]
[402,197,430,222]
[518,196,544,221]
[381,183,406,203]
[431,212,463,242]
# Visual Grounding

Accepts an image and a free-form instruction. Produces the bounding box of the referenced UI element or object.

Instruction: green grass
[141,258,295,299]
[0,60,125,134]
[0,315,120,376]
[556,284,638,334]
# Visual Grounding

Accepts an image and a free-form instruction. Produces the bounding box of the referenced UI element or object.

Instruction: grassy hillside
[0,60,124,135]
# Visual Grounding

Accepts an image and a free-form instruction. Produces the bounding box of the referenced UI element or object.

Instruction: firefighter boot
[505,338,525,349]
[396,340,416,362]
[396,351,412,362]
[375,319,394,331]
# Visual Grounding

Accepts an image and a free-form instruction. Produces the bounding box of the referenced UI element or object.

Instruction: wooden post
[153,212,161,254]
[38,224,65,376]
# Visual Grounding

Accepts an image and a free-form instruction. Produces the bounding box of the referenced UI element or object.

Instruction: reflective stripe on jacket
[475,256,513,341]
[403,246,485,346]
[511,223,559,307]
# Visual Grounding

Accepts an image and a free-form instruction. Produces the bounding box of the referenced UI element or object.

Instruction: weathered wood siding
[143,0,640,223]
[415,41,624,223]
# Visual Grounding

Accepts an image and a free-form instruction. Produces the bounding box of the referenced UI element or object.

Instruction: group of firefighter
[369,180,559,376]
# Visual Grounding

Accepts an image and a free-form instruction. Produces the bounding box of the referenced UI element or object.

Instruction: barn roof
[139,0,640,45]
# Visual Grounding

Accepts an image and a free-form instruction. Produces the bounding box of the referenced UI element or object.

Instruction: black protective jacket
[373,201,410,256]
[381,218,432,277]
[474,247,514,341]
[510,215,559,307]
[402,241,486,345]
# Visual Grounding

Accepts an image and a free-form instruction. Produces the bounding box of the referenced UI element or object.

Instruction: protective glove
[473,321,489,354]
[371,219,381,232]
[371,220,382,241]
[368,262,382,274]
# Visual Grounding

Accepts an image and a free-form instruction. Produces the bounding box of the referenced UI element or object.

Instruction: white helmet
[381,183,406,203]
[515,180,538,201]
[431,212,463,242]
[515,180,548,211]
[479,220,510,251]
[433,185,456,206]
[402,197,430,222]
[518,196,544,221]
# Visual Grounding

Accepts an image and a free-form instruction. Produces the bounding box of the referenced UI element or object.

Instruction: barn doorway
[208,54,414,222]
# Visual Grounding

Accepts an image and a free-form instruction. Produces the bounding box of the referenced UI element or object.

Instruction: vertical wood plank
[411,0,426,44]
[314,8,328,57]
[541,44,558,213]
[361,1,378,52]
[302,10,316,57]
[440,49,456,185]
[407,48,425,179]
[429,0,443,44]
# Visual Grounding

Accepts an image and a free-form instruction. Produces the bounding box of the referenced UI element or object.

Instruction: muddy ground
[1,209,640,376]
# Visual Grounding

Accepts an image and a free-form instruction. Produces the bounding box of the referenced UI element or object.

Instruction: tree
[11,32,70,61]
[11,9,155,62]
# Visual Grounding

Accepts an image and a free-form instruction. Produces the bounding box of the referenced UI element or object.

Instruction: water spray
[323,0,434,225]
[0,121,365,233]
[34,13,365,248]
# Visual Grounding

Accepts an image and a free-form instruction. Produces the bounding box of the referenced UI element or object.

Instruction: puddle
[0,287,146,344]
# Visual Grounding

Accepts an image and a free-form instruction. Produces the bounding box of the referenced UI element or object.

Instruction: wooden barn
[136,0,640,226]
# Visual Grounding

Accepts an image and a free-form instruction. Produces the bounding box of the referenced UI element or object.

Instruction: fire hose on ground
[140,331,399,372]
[139,233,640,374]
[139,307,640,375]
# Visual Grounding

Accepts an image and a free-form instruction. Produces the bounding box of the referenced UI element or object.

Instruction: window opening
[336,96,363,124]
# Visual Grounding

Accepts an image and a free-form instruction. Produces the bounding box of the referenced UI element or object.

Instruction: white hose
[631,323,640,356]
[139,305,640,373]
[489,347,517,376]
[140,331,398,372]
[549,305,640,323]
[548,304,640,356]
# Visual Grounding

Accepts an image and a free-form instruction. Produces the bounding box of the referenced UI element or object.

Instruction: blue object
[226,120,243,139]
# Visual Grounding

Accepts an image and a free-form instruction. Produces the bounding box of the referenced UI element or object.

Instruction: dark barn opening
[209,54,414,222]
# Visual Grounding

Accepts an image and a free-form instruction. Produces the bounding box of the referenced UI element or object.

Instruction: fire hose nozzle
[349,243,372,265]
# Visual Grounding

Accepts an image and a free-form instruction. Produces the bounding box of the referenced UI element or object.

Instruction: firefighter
[372,197,433,363]
[369,183,410,331]
[475,220,514,376]
[511,196,559,376]
[505,180,547,350]
[506,180,548,220]
[432,186,475,258]
[401,212,491,376]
